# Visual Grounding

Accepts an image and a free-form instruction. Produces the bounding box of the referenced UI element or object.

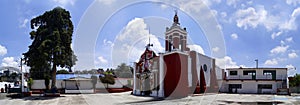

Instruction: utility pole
[255,59,258,68]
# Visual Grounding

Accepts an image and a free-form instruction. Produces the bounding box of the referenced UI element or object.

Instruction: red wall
[163,53,189,98]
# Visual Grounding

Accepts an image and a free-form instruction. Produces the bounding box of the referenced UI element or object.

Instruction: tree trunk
[51,63,57,89]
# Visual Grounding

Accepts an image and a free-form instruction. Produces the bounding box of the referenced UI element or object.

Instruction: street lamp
[19,58,25,93]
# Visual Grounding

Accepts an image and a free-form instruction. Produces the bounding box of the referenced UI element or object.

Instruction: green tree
[57,69,69,74]
[99,74,115,88]
[114,63,133,78]
[23,7,77,89]
[289,74,300,87]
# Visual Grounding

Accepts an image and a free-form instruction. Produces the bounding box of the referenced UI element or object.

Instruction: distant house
[219,68,288,94]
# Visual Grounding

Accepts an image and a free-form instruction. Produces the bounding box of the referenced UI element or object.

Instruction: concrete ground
[0,92,300,105]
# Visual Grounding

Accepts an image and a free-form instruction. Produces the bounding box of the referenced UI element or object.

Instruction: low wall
[32,78,133,89]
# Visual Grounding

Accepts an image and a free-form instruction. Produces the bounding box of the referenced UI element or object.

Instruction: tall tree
[114,63,133,78]
[23,7,77,89]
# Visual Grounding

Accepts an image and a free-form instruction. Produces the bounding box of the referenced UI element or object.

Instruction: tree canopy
[57,69,69,74]
[114,63,133,78]
[289,74,300,87]
[23,7,77,89]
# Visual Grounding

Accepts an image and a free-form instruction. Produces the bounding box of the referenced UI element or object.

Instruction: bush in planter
[99,74,115,88]
[27,78,33,90]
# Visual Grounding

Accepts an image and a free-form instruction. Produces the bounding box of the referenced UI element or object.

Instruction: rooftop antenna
[147,27,153,48]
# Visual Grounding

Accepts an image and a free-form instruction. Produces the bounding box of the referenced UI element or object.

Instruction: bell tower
[165,11,187,52]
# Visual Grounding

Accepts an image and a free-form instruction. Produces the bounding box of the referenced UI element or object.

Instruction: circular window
[203,64,207,72]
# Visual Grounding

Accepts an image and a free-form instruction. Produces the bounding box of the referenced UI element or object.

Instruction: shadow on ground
[6,93,64,101]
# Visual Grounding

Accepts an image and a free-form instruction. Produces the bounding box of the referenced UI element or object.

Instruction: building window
[243,70,256,75]
[203,64,208,72]
[230,71,237,75]
[229,84,242,89]
[258,84,272,89]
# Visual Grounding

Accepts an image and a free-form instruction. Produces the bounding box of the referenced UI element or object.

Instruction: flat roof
[225,67,287,70]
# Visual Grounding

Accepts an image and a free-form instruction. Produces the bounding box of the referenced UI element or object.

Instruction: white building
[220,68,288,94]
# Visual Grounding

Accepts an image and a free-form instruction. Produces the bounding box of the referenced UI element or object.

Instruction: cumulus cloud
[264,58,278,66]
[97,0,115,5]
[234,6,267,30]
[112,18,164,67]
[279,7,300,30]
[285,37,293,42]
[19,18,29,28]
[226,0,240,8]
[271,31,283,39]
[220,12,227,18]
[97,56,108,64]
[216,56,239,68]
[1,57,19,67]
[103,39,114,47]
[187,45,205,55]
[288,52,298,58]
[234,6,300,32]
[212,47,220,53]
[270,45,289,54]
[286,64,296,76]
[0,45,7,56]
[52,0,75,7]
[231,33,238,40]
[286,0,300,6]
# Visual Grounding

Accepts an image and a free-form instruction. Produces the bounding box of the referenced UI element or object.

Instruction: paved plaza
[0,92,300,105]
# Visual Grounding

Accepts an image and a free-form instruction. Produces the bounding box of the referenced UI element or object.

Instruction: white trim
[158,53,164,97]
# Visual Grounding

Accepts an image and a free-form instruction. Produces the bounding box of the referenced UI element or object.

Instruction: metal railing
[226,75,287,80]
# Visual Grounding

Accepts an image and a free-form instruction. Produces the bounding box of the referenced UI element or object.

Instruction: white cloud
[270,45,289,54]
[227,0,240,8]
[271,31,282,39]
[279,7,300,31]
[220,12,227,18]
[1,57,19,67]
[286,0,300,6]
[103,39,114,47]
[97,56,108,64]
[288,52,298,58]
[264,58,278,66]
[212,47,219,52]
[0,45,7,56]
[97,0,115,5]
[231,33,238,40]
[234,6,300,31]
[52,0,75,6]
[187,45,205,55]
[19,18,29,28]
[211,10,218,17]
[280,40,285,45]
[112,18,164,67]
[286,64,296,76]
[285,37,293,42]
[235,6,267,30]
[216,56,238,68]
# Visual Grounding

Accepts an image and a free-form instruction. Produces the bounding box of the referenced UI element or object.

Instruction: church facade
[132,12,219,98]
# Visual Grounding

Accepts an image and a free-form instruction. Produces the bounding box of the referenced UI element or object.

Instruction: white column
[133,63,136,94]
[188,56,192,87]
[158,53,164,97]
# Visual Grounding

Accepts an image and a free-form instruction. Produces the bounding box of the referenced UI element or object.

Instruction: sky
[0,0,300,76]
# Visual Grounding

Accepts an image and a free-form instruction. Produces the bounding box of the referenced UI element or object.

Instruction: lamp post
[255,59,258,68]
[20,58,24,93]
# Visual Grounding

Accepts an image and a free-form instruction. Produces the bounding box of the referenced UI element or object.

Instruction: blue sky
[0,0,300,76]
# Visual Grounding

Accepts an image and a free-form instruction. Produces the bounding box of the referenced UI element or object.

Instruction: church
[132,12,219,98]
